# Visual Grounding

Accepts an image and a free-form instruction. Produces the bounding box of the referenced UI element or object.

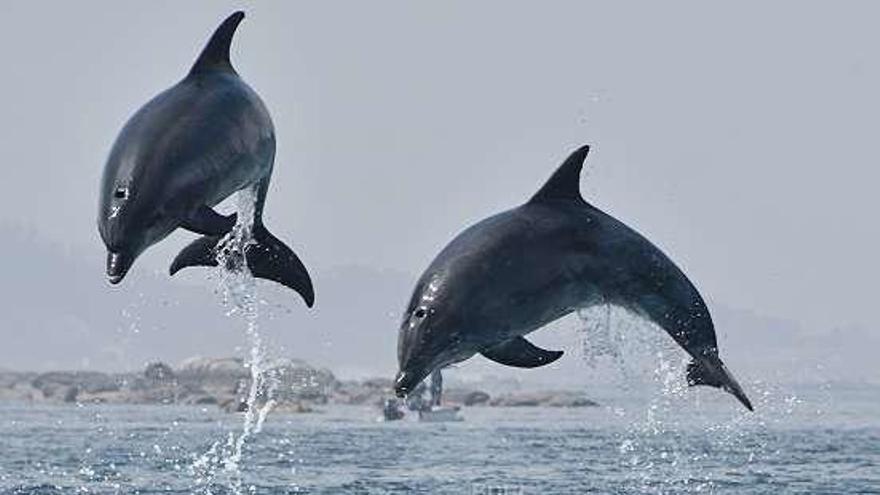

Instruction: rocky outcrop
[488,391,599,408]
[443,388,491,406]
[333,378,394,407]
[462,390,492,406]
[0,358,597,411]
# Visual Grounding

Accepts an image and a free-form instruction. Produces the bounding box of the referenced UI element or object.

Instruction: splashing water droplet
[575,304,807,493]
[188,187,282,494]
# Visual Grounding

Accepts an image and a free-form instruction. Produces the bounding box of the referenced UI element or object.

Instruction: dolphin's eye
[114,186,129,200]
[414,308,427,319]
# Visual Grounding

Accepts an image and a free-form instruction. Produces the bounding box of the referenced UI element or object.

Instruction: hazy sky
[1,1,878,377]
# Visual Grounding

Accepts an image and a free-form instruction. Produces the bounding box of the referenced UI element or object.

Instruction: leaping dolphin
[97,12,314,307]
[394,145,752,410]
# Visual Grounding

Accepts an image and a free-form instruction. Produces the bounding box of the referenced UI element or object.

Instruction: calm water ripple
[0,383,877,494]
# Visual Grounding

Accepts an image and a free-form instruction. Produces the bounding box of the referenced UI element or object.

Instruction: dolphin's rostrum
[395,145,752,410]
[97,12,314,307]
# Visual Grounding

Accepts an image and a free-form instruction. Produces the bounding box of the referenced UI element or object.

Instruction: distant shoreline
[0,357,598,412]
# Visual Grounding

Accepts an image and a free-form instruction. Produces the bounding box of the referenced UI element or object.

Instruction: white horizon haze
[0,1,877,386]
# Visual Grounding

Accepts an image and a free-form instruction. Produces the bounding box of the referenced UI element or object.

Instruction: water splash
[189,188,280,494]
[576,305,803,494]
[577,304,678,388]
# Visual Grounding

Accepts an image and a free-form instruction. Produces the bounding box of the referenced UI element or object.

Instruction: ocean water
[0,383,877,494]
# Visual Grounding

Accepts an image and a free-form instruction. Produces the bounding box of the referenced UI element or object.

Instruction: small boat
[418,405,464,422]
[380,368,464,422]
[417,369,463,422]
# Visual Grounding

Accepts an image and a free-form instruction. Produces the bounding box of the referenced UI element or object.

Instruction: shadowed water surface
[0,383,877,494]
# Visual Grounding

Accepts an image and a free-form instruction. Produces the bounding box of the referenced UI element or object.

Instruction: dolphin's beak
[718,366,754,412]
[689,353,754,412]
[394,369,426,398]
[106,251,133,285]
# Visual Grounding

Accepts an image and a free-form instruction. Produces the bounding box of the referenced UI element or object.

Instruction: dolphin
[97,11,314,307]
[394,145,752,410]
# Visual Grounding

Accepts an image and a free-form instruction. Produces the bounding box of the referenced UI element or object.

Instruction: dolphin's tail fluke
[246,225,314,308]
[169,224,315,308]
[686,352,753,411]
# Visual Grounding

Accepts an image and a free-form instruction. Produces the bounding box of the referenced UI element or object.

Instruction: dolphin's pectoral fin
[179,206,237,236]
[481,337,564,368]
[686,353,754,411]
[246,224,315,308]
[168,224,315,308]
[169,235,221,275]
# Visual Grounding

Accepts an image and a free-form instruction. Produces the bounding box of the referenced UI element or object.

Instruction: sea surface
[0,382,877,494]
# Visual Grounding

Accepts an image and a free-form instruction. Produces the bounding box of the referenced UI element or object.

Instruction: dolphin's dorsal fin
[529,144,590,203]
[188,11,245,76]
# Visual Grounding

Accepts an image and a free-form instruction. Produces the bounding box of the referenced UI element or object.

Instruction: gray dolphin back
[166,12,315,308]
[529,146,752,410]
[393,145,752,410]
[97,10,315,307]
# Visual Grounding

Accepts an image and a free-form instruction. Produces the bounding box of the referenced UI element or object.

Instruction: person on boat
[429,369,443,408]
[382,398,405,421]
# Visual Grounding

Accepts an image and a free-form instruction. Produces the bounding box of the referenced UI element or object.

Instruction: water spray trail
[191,187,279,494]
[579,307,717,493]
[577,304,675,389]
[576,306,800,493]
